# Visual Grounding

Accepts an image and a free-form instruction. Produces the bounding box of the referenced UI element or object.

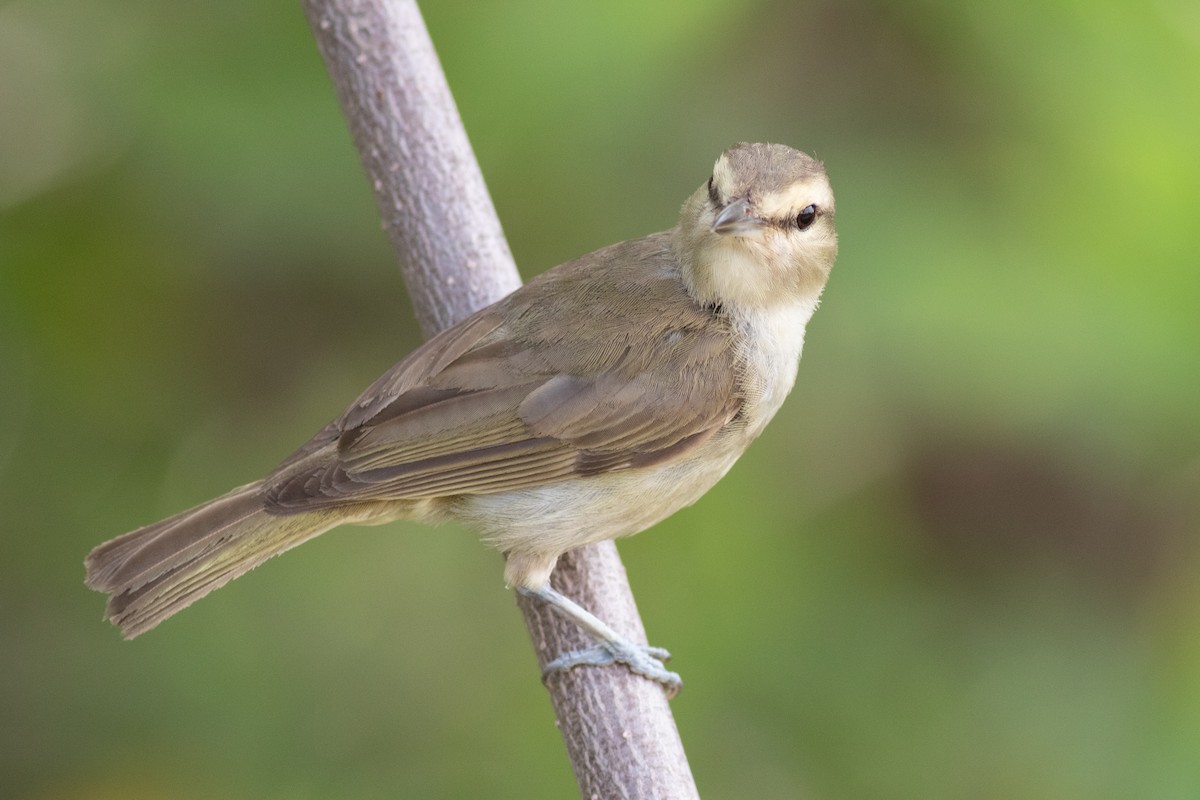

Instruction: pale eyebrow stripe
[756,181,820,220]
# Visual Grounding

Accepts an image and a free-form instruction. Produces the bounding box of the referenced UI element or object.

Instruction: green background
[3,1,1199,797]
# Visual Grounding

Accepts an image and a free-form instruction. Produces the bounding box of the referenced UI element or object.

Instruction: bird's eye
[796,204,817,230]
[707,176,718,204]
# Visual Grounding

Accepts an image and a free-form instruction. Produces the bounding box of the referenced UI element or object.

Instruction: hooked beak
[711,198,764,236]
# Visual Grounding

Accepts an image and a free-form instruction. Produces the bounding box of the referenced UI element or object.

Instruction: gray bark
[301,1,700,798]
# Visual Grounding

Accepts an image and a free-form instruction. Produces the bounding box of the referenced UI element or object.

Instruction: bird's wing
[263,233,743,511]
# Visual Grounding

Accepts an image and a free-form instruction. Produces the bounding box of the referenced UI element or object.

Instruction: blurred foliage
[2,0,1198,797]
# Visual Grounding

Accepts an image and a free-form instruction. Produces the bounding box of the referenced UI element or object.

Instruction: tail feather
[85,481,336,639]
[86,482,262,593]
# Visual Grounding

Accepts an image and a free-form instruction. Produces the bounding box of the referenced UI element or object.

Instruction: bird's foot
[543,639,682,698]
[518,583,683,697]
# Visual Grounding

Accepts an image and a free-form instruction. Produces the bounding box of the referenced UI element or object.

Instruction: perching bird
[85,142,837,694]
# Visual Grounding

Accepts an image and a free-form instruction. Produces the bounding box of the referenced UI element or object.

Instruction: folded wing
[263,233,743,512]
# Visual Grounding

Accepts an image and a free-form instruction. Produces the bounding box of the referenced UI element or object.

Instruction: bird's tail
[85,481,339,639]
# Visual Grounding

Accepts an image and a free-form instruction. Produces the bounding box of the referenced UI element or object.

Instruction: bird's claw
[543,640,682,698]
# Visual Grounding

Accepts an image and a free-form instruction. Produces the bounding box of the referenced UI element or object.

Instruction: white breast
[731,299,816,439]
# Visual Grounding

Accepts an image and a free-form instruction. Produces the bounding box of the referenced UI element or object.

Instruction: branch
[301,1,699,797]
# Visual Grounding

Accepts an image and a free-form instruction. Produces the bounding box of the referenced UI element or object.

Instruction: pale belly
[451,442,744,587]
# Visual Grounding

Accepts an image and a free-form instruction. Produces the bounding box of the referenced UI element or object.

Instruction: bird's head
[676,142,837,313]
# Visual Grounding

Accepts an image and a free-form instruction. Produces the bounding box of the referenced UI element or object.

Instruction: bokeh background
[3,0,1199,797]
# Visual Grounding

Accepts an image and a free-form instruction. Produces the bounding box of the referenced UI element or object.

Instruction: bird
[85,142,838,694]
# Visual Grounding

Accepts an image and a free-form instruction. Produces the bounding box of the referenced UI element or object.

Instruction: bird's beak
[711,198,764,236]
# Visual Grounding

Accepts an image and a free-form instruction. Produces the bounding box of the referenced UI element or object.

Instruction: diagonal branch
[300,1,699,797]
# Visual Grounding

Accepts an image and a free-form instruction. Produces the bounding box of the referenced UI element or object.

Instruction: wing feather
[262,232,744,513]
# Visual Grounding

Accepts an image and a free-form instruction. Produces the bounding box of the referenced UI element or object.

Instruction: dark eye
[796,204,817,229]
[707,176,718,204]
